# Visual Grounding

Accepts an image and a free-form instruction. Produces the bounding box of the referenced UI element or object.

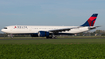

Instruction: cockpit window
[4,27,7,29]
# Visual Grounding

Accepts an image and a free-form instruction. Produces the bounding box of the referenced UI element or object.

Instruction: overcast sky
[0,0,105,33]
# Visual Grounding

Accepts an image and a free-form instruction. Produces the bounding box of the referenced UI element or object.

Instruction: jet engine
[38,31,49,37]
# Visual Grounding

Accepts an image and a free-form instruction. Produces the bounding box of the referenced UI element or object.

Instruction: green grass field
[0,36,105,59]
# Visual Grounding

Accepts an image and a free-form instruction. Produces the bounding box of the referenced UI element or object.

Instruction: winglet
[81,13,98,26]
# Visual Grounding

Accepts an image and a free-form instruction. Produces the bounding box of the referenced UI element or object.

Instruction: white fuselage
[1,25,89,34]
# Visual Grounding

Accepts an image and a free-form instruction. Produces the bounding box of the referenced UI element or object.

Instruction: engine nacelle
[38,31,49,37]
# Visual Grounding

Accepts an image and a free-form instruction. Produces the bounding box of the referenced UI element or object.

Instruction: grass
[0,44,105,59]
[0,36,105,59]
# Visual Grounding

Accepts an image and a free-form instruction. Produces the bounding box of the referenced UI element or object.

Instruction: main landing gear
[46,35,57,39]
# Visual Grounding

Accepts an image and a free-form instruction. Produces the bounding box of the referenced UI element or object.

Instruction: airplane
[1,13,99,38]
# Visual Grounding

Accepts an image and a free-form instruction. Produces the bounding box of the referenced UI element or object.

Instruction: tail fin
[81,13,98,26]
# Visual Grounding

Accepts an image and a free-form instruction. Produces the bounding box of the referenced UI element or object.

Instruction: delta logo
[14,26,28,29]
[14,26,16,28]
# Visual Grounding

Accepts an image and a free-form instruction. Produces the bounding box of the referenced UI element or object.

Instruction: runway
[0,36,105,40]
[0,36,105,44]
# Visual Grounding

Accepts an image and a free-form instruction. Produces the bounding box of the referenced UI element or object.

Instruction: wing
[48,26,80,33]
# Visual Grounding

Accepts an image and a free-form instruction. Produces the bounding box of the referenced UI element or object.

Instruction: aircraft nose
[1,29,3,32]
[1,29,10,33]
[1,29,5,32]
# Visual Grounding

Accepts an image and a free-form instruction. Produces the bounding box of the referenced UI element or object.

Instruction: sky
[0,0,105,33]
